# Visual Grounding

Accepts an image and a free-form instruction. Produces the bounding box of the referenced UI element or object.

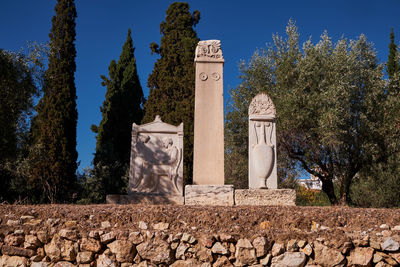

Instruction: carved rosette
[195,40,224,61]
[248,92,276,117]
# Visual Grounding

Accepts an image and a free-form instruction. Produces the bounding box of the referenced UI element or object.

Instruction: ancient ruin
[193,40,225,185]
[248,92,278,189]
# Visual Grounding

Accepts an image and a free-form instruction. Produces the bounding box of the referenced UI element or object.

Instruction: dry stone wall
[1,215,400,266]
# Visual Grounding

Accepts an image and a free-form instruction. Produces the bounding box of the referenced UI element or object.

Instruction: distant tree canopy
[143,2,200,185]
[225,20,400,205]
[86,29,145,202]
[29,0,78,203]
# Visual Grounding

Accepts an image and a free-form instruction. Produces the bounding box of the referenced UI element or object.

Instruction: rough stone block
[106,194,184,205]
[234,189,296,206]
[184,185,234,206]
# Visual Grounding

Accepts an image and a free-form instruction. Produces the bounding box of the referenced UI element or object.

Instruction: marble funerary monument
[107,39,295,206]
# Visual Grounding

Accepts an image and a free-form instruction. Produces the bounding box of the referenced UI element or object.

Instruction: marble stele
[193,40,225,185]
[248,92,278,189]
[128,115,184,196]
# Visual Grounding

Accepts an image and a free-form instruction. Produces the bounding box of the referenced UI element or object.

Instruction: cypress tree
[143,2,200,185]
[30,0,78,203]
[387,28,399,79]
[90,29,145,200]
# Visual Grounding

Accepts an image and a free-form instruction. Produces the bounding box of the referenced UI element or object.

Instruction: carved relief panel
[129,116,184,195]
[248,92,278,189]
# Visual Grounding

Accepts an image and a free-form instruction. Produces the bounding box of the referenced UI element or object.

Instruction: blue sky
[1,1,399,171]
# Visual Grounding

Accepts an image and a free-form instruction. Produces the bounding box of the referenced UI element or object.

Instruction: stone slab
[235,189,296,206]
[185,185,234,206]
[193,40,225,185]
[106,194,184,205]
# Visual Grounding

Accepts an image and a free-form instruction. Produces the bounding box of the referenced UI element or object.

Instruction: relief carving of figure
[131,135,182,194]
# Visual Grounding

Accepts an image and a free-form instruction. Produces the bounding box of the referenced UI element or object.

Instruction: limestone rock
[389,252,400,263]
[0,255,28,267]
[1,245,35,257]
[53,262,75,267]
[381,237,400,252]
[6,220,20,226]
[64,220,77,228]
[253,236,270,257]
[220,233,235,243]
[36,231,50,244]
[44,234,63,261]
[97,253,118,267]
[175,243,189,259]
[300,244,313,256]
[129,232,144,245]
[136,239,173,264]
[380,224,390,230]
[100,231,116,244]
[31,262,49,267]
[347,247,374,266]
[24,219,42,226]
[4,234,24,246]
[271,252,307,267]
[80,237,102,253]
[297,240,306,248]
[375,262,391,267]
[373,252,398,265]
[170,259,202,267]
[153,222,169,231]
[24,235,41,249]
[393,225,400,231]
[61,239,78,261]
[271,243,285,257]
[59,229,78,241]
[260,254,272,265]
[181,233,196,244]
[211,242,228,255]
[197,247,214,262]
[213,256,233,267]
[139,221,148,230]
[313,242,344,266]
[107,240,136,262]
[286,239,299,252]
[101,221,112,229]
[235,239,257,266]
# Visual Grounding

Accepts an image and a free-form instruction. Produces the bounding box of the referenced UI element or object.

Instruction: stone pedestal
[106,193,184,205]
[185,185,234,206]
[235,189,296,206]
[193,40,225,185]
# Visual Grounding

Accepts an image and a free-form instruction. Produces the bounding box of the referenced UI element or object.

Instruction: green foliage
[29,0,78,203]
[0,45,49,203]
[87,29,145,202]
[225,20,397,205]
[387,28,399,79]
[143,2,200,185]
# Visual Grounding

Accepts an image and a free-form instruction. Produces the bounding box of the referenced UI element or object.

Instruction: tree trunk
[338,174,353,206]
[321,178,337,205]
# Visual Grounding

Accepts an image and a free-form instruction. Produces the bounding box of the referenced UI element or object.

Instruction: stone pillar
[248,92,278,189]
[193,40,225,185]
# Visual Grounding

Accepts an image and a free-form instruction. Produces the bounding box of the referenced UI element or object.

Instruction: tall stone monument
[193,40,225,185]
[248,92,278,189]
[234,92,295,206]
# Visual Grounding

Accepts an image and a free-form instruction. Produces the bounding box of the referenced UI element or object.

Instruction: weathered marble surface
[235,189,296,206]
[185,185,234,206]
[248,92,278,189]
[129,116,183,196]
[193,40,225,185]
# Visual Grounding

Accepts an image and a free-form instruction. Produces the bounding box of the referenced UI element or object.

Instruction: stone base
[106,193,184,205]
[235,189,296,206]
[185,185,234,206]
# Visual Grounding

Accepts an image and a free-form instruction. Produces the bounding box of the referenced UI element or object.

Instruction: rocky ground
[0,204,400,266]
[1,204,400,241]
